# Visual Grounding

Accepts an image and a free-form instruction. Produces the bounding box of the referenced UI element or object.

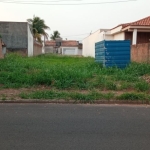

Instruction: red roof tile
[45,40,79,47]
[122,16,150,28]
[45,40,56,46]
[61,41,78,47]
[112,16,150,30]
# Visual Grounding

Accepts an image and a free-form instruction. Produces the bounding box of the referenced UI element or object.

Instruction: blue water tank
[95,40,130,68]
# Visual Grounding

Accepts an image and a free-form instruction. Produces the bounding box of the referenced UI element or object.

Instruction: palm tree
[50,31,61,40]
[27,16,50,43]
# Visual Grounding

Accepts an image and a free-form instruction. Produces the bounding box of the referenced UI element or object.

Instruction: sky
[0,0,149,42]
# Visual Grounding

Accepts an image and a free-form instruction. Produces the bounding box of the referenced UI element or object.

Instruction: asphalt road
[0,104,150,150]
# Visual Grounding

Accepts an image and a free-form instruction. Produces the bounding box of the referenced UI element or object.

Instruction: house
[0,21,43,57]
[83,16,150,57]
[45,39,82,56]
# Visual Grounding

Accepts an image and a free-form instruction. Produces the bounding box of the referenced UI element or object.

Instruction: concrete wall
[7,49,28,56]
[131,43,150,63]
[78,49,82,56]
[114,32,125,40]
[27,24,33,57]
[33,41,42,56]
[45,46,55,53]
[0,22,35,57]
[0,22,28,49]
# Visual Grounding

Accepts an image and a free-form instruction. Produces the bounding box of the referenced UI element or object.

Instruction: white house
[83,16,150,57]
[45,40,82,56]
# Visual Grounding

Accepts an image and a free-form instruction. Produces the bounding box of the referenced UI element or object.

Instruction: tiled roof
[45,40,56,46]
[61,41,78,47]
[112,16,150,30]
[45,40,79,47]
[122,16,150,28]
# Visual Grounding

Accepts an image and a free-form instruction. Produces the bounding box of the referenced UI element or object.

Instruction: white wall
[82,28,127,58]
[27,24,33,57]
[111,26,122,34]
[82,30,114,58]
[113,32,125,40]
[83,30,103,57]
[105,34,114,40]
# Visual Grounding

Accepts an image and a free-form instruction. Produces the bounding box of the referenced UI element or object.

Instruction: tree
[50,31,61,40]
[27,16,50,43]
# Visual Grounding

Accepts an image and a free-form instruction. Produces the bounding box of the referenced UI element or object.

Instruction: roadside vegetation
[0,54,150,102]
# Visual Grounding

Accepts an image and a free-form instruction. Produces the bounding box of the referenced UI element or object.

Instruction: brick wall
[0,39,4,59]
[131,43,150,63]
[33,42,42,56]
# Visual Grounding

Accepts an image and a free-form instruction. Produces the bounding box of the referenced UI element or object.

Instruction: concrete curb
[0,99,149,105]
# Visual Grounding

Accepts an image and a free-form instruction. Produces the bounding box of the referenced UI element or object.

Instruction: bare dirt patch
[142,75,150,84]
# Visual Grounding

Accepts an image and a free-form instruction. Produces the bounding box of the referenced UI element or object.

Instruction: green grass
[0,53,150,93]
[117,93,150,101]
[19,90,114,103]
[19,90,150,103]
[134,81,150,92]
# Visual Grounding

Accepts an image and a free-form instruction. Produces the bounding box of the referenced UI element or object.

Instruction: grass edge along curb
[19,90,115,103]
[18,91,150,104]
[0,99,150,105]
[117,92,150,104]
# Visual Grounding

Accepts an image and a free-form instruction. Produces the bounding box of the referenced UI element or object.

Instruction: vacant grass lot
[0,54,150,102]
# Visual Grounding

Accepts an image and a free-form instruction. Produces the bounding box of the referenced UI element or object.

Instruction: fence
[131,43,150,63]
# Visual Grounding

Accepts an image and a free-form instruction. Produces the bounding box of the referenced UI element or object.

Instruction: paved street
[0,104,150,150]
